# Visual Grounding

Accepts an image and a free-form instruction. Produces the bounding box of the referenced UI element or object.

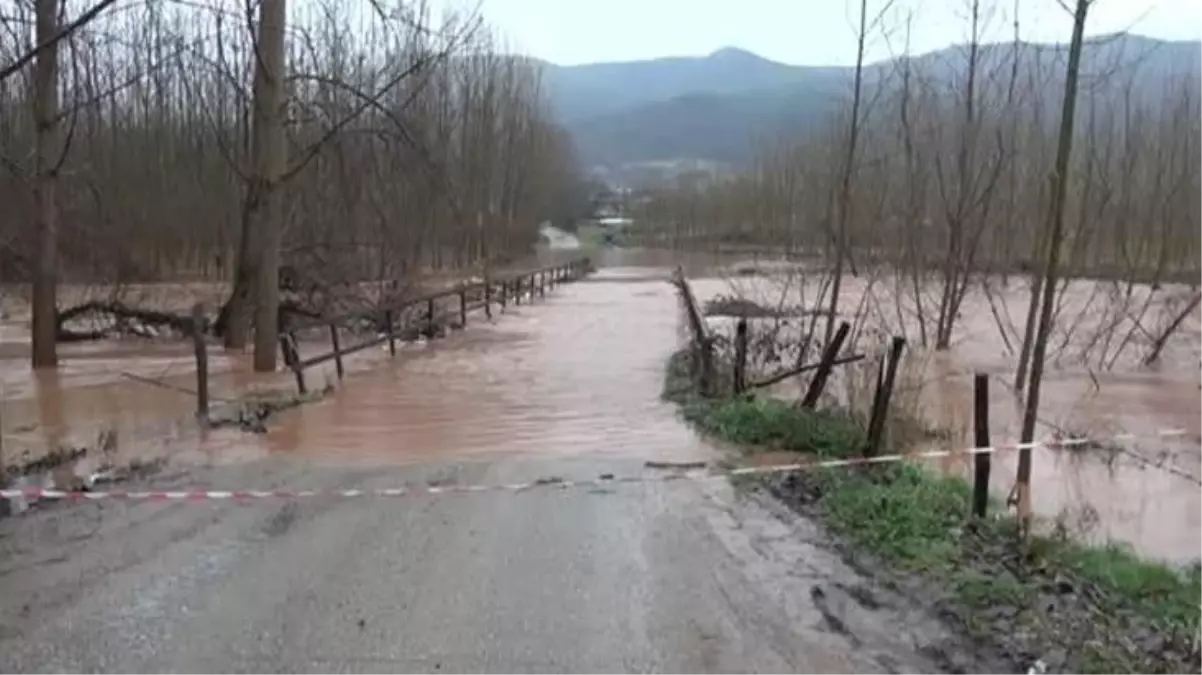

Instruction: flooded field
[0,249,1198,562]
[673,250,1201,564]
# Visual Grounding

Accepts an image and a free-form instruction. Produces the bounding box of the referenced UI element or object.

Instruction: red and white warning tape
[2,428,1194,502]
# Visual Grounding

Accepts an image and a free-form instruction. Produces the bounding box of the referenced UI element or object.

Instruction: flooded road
[2,252,1198,566]
[0,262,990,673]
[260,268,707,465]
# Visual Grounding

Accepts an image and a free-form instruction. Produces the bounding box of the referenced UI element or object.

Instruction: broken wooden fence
[671,269,916,462]
[669,269,869,403]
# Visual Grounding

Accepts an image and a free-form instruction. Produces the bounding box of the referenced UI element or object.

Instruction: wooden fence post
[280,332,306,394]
[515,279,521,305]
[384,310,396,356]
[484,281,492,319]
[191,303,209,423]
[972,373,992,520]
[733,318,748,394]
[427,297,436,332]
[539,270,546,298]
[329,324,344,380]
[500,281,508,310]
[459,288,467,326]
[801,321,851,408]
[863,336,906,457]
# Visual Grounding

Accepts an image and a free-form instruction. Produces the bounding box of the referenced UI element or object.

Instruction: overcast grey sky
[455,0,1202,66]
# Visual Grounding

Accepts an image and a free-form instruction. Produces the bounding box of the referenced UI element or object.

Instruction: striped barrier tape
[1,428,1194,502]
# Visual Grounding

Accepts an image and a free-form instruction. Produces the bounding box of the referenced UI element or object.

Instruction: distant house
[597,217,633,228]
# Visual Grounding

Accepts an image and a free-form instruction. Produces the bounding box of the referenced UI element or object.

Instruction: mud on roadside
[762,468,1201,674]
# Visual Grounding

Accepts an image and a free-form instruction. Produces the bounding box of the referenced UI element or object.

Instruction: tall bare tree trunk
[249,0,287,372]
[1014,0,1090,529]
[222,212,255,349]
[825,0,869,345]
[934,0,981,350]
[30,0,60,369]
[1013,228,1045,391]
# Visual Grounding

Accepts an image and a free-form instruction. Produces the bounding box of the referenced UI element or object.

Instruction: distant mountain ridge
[539,34,1201,172]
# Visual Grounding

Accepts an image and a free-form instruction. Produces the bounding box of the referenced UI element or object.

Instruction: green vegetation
[664,355,862,456]
[663,348,1201,674]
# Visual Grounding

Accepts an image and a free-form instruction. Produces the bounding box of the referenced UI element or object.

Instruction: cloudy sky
[458,0,1202,65]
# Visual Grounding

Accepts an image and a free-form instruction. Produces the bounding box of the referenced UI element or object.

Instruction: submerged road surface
[0,268,982,673]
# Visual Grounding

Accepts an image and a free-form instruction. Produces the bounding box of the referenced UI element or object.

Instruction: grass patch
[662,347,1202,673]
[664,349,863,457]
[816,463,971,573]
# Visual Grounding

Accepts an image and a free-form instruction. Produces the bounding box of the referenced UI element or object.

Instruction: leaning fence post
[191,303,209,423]
[733,318,748,394]
[801,321,851,408]
[972,373,992,520]
[384,310,396,356]
[863,336,906,457]
[280,331,306,394]
[329,324,344,380]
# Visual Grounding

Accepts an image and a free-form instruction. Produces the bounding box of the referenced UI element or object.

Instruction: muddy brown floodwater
[258,267,712,465]
[681,252,1201,564]
[1,249,1198,565]
[0,263,715,474]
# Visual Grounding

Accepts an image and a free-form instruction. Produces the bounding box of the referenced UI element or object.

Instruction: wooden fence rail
[279,258,590,393]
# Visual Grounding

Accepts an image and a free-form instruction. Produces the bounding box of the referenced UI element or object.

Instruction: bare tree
[30,0,61,368]
[1013,0,1091,529]
[247,0,288,372]
[824,0,875,346]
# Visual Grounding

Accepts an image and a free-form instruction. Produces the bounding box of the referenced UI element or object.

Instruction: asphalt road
[0,453,987,673]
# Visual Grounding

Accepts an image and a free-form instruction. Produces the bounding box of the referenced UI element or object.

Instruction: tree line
[1,0,582,371]
[636,3,1199,348]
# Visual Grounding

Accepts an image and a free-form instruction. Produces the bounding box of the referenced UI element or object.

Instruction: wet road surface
[0,268,977,673]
